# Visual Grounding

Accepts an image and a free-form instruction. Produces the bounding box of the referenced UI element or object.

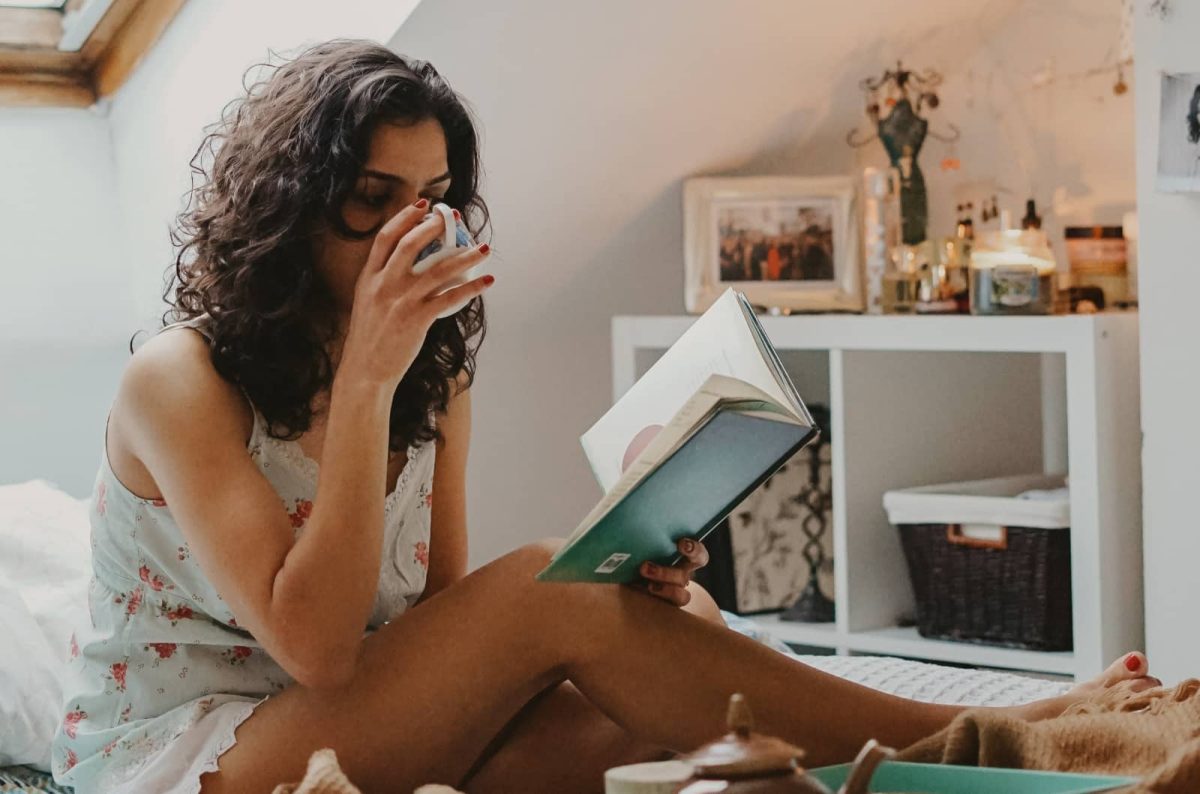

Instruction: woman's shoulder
[116,324,255,449]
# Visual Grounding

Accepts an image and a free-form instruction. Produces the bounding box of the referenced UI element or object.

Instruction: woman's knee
[684,582,725,626]
[504,538,566,577]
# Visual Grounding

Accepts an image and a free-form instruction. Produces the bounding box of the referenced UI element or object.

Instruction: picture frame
[1156,71,1200,193]
[684,176,862,314]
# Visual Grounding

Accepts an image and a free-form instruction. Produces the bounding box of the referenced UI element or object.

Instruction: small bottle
[1022,199,1042,230]
[963,203,975,240]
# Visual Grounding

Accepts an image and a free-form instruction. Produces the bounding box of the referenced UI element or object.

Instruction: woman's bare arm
[118,204,493,689]
[120,331,393,689]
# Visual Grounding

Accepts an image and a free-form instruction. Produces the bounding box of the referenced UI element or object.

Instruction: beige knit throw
[899,678,1200,793]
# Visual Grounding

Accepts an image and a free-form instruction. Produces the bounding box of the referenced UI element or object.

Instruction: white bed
[0,479,1069,783]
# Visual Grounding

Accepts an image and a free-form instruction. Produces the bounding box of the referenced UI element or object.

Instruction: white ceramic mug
[411,202,486,318]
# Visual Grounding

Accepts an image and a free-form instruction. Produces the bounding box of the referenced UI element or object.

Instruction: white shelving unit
[611,312,1142,680]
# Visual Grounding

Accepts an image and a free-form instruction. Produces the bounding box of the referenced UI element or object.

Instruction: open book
[536,289,819,583]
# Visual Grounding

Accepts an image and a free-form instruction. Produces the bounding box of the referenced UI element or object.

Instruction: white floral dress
[51,319,436,794]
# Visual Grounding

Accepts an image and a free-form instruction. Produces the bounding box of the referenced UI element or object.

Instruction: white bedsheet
[721,612,1072,707]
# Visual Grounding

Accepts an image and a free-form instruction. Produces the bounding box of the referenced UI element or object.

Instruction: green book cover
[536,408,818,583]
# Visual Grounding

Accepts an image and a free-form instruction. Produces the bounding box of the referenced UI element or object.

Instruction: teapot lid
[681,694,807,779]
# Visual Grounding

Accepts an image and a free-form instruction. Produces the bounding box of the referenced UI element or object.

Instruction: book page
[582,289,796,493]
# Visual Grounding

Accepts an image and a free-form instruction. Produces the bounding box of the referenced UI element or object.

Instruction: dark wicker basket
[897,523,1073,651]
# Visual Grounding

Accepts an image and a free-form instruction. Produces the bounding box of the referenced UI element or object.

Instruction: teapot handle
[838,739,896,794]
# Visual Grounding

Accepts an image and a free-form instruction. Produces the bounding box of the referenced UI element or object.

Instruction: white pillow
[0,479,92,770]
[0,586,62,769]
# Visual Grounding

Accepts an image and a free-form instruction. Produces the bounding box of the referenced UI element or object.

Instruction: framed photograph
[684,176,862,314]
[1157,71,1200,193]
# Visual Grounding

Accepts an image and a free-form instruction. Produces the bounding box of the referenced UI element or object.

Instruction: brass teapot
[674,694,893,794]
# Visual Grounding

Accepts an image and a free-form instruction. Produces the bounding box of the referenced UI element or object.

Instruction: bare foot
[1015,652,1163,721]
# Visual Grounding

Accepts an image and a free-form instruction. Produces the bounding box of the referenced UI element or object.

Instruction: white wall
[106,0,422,326]
[0,107,128,342]
[0,2,422,496]
[1134,5,1200,684]
[0,107,131,495]
[389,0,1135,566]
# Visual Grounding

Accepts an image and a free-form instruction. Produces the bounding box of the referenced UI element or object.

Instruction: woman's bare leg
[201,541,1145,794]
[461,582,724,794]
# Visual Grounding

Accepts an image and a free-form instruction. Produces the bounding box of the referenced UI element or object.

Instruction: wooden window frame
[0,0,185,107]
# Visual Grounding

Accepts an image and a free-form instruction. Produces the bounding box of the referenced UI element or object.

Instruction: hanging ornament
[1113,66,1128,96]
[940,138,961,172]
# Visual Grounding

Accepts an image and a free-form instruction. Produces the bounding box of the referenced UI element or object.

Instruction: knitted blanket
[899,678,1200,793]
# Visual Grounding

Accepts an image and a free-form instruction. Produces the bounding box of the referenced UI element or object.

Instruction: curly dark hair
[156,39,488,454]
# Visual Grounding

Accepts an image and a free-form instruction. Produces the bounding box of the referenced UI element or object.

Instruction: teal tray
[810,761,1137,793]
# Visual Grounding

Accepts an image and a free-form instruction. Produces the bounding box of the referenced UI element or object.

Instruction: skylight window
[0,0,185,106]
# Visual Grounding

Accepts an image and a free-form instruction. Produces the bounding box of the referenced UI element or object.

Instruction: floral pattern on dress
[414,541,430,570]
[138,563,172,592]
[63,707,87,739]
[108,661,128,692]
[286,498,313,529]
[157,600,195,626]
[146,643,177,660]
[417,481,433,510]
[221,646,253,666]
[114,586,144,619]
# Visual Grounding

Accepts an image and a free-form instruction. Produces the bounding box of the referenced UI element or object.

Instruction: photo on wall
[1156,70,1200,193]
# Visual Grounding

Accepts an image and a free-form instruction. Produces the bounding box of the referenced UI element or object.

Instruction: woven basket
[897,522,1073,651]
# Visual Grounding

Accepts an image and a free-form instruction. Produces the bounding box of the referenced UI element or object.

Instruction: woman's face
[313,117,451,315]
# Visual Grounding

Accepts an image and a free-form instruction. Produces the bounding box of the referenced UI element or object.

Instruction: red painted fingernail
[680,538,696,553]
[482,275,495,286]
[452,208,461,220]
[645,562,659,575]
[478,243,490,255]
[1125,654,1141,672]
[414,198,429,209]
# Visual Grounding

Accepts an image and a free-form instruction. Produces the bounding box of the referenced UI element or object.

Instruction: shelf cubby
[611,312,1142,679]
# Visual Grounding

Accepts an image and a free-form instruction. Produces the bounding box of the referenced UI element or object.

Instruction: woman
[52,40,1156,794]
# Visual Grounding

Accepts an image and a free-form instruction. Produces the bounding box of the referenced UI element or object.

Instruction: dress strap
[158,314,214,343]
